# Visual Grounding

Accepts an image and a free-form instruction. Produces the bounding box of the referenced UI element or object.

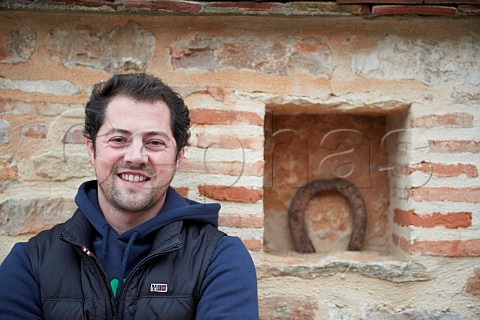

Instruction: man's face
[86,94,183,215]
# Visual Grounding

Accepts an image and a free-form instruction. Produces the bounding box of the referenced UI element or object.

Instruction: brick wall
[1,7,479,319]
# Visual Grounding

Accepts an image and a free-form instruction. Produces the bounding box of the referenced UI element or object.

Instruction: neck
[98,192,167,234]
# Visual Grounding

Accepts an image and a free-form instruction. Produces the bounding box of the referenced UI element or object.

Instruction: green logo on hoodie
[110,278,126,298]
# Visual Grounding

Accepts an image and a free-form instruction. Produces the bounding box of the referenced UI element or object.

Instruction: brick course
[198,185,263,203]
[394,209,472,228]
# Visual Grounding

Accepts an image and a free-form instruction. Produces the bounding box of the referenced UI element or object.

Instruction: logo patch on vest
[150,283,168,293]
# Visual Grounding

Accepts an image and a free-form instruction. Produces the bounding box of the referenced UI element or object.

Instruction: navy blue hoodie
[0,181,259,319]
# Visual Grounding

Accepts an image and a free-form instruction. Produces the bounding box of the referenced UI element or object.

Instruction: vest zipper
[60,235,117,320]
[116,242,182,320]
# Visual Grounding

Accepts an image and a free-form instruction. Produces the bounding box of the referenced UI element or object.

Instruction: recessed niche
[263,102,409,256]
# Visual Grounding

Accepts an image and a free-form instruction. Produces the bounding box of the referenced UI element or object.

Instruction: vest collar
[59,209,184,256]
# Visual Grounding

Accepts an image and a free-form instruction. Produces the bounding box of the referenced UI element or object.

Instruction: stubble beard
[98,163,176,214]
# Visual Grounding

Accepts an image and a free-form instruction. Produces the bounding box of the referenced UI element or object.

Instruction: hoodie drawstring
[116,230,139,298]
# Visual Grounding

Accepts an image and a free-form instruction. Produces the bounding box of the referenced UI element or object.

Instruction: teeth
[121,174,146,182]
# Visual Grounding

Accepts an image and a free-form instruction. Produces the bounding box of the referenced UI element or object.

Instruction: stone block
[124,0,202,13]
[352,35,480,85]
[48,21,155,72]
[0,78,81,96]
[0,28,35,63]
[363,306,460,319]
[32,152,93,181]
[0,198,76,236]
[171,35,334,77]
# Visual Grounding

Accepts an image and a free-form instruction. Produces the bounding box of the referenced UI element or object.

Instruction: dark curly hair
[84,73,190,154]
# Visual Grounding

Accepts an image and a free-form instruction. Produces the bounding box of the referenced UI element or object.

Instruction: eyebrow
[102,128,172,141]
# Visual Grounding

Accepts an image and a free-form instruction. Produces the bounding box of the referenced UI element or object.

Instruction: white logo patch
[150,283,168,293]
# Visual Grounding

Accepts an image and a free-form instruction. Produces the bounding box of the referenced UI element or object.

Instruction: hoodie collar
[74,180,221,240]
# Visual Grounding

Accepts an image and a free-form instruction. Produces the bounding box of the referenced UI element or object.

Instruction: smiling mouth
[120,174,149,183]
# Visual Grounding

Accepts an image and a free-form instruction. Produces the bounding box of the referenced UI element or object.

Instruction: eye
[146,139,166,149]
[108,137,127,146]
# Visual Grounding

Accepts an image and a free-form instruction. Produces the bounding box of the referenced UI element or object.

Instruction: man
[0,73,259,319]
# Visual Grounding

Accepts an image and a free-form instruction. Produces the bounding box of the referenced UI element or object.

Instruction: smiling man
[0,73,259,319]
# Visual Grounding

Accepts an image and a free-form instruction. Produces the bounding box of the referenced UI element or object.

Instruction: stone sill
[1,1,478,17]
[253,251,433,283]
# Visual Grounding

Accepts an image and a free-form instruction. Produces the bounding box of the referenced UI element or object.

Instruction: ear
[175,147,185,170]
[85,138,96,165]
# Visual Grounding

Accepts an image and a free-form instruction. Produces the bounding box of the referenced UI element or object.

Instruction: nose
[123,139,148,165]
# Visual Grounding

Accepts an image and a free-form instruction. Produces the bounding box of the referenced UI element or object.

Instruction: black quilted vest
[28,210,225,320]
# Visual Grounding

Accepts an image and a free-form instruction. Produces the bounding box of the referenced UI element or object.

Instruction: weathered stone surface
[0,198,76,236]
[352,35,480,85]
[363,306,460,319]
[32,152,93,181]
[259,295,318,320]
[0,78,81,96]
[0,98,83,116]
[171,35,334,77]
[258,259,432,283]
[48,21,155,72]
[0,28,36,63]
[451,87,480,105]
[0,119,9,143]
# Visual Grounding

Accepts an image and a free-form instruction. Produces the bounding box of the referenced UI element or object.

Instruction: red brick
[411,239,480,257]
[409,162,478,178]
[259,295,318,320]
[218,214,264,228]
[0,160,19,182]
[195,133,264,150]
[22,125,47,139]
[373,5,457,16]
[180,159,264,177]
[242,239,262,251]
[410,187,480,203]
[190,109,263,126]
[123,0,202,14]
[62,128,84,144]
[173,186,189,198]
[466,267,480,296]
[338,0,422,3]
[458,4,480,15]
[425,0,478,4]
[198,185,263,203]
[429,140,480,153]
[394,209,472,228]
[410,113,474,128]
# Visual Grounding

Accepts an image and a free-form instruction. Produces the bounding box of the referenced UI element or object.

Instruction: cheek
[93,154,119,175]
